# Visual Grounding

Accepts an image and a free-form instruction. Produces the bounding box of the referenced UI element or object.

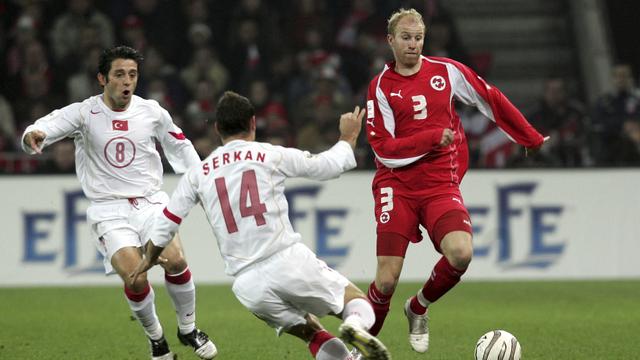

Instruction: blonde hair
[387,8,425,36]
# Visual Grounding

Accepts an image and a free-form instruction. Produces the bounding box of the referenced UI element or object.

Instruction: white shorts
[87,192,169,274]
[231,243,349,335]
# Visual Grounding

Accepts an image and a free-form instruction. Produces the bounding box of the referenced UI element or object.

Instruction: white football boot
[404,298,430,353]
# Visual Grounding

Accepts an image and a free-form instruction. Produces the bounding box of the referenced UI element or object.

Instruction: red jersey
[366,56,544,191]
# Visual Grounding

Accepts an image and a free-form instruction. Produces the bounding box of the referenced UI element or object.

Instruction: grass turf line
[0,281,638,359]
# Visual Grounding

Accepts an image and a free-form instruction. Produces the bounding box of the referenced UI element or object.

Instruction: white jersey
[21,95,200,201]
[151,139,356,276]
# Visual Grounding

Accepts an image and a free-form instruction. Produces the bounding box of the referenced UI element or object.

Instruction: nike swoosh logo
[90,110,101,114]
[186,312,194,317]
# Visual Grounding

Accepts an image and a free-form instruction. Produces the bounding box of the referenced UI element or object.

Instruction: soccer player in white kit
[21,46,217,360]
[131,91,391,360]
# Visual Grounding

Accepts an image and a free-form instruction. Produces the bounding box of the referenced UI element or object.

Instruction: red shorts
[373,185,472,257]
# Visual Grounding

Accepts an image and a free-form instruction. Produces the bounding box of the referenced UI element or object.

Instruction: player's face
[388,16,425,69]
[101,58,139,109]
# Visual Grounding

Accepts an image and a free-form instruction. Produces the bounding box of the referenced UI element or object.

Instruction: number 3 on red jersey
[214,169,267,233]
[411,95,427,120]
[367,93,428,125]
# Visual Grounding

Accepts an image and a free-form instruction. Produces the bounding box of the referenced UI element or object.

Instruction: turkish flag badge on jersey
[112,120,128,131]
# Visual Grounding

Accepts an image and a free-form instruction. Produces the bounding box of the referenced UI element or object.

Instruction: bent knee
[447,245,473,269]
[126,274,149,293]
[162,255,188,274]
[376,273,400,294]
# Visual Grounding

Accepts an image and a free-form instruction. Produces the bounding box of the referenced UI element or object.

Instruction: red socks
[124,282,151,302]
[366,281,394,336]
[164,267,192,285]
[308,330,334,358]
[365,257,467,334]
[410,256,466,314]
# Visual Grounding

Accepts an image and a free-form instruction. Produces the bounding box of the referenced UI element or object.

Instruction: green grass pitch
[1,280,639,359]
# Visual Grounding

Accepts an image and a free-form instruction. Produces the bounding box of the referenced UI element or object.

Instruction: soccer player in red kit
[363,8,548,353]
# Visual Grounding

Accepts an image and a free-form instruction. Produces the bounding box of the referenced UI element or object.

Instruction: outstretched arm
[278,106,365,180]
[130,171,200,281]
[21,103,84,155]
[444,57,545,149]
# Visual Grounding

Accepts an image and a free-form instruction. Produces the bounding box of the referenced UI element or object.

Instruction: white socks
[125,285,163,340]
[125,268,197,341]
[342,297,376,331]
[316,337,351,360]
[165,268,196,334]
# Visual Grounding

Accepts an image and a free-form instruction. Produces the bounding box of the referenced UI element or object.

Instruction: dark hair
[214,91,255,138]
[98,45,144,79]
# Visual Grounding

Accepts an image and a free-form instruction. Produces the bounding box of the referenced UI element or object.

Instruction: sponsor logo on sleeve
[366,100,375,127]
[367,100,374,119]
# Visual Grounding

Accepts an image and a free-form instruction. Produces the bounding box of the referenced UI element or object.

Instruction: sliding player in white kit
[131,91,391,360]
[21,46,217,360]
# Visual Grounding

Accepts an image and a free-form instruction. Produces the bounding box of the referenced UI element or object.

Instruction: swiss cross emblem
[112,120,128,131]
[430,76,446,91]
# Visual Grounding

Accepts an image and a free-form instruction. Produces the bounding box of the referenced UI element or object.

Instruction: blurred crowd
[1,0,639,174]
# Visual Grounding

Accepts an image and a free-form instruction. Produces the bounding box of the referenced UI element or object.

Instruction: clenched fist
[439,128,454,147]
[23,130,46,154]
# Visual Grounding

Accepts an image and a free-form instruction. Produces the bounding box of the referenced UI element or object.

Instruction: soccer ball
[474,329,521,360]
